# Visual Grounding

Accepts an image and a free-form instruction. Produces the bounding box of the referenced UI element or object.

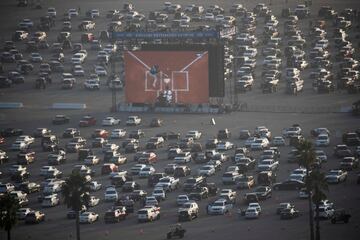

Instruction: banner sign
[112,31,219,39]
[219,26,237,38]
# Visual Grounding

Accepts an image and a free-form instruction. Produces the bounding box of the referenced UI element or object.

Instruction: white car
[18,135,35,144]
[87,181,102,191]
[144,196,159,206]
[84,79,100,90]
[47,7,57,17]
[207,198,232,215]
[102,117,121,126]
[79,212,99,223]
[152,188,166,201]
[88,196,100,207]
[73,65,85,76]
[248,203,261,213]
[43,182,62,194]
[176,195,190,206]
[97,51,109,62]
[174,152,192,164]
[104,187,118,201]
[138,166,156,178]
[110,129,126,138]
[198,165,216,176]
[94,65,107,76]
[84,155,100,166]
[315,134,330,147]
[130,164,147,175]
[283,126,302,137]
[257,159,279,172]
[245,207,260,219]
[216,141,234,151]
[71,53,86,65]
[272,136,285,146]
[204,12,214,21]
[186,130,202,140]
[251,138,270,150]
[41,194,60,207]
[126,116,141,126]
[68,8,79,17]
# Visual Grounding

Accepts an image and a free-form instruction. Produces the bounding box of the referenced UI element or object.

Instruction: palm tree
[296,139,316,240]
[308,170,328,240]
[0,193,20,240]
[61,172,90,240]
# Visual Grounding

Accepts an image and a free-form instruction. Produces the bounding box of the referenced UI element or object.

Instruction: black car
[148,173,166,187]
[128,130,145,139]
[1,128,23,137]
[62,128,80,138]
[125,142,140,153]
[331,209,351,224]
[150,118,163,127]
[52,115,70,125]
[156,131,180,140]
[253,185,272,200]
[205,138,219,149]
[122,181,140,192]
[217,129,231,140]
[273,180,305,190]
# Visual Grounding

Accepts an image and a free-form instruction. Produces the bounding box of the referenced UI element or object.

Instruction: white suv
[137,205,160,222]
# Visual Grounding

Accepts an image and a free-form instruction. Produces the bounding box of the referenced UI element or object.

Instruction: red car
[92,129,109,138]
[0,137,5,144]
[79,116,96,127]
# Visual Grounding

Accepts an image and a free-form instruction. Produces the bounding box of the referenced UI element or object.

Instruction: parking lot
[1,0,360,240]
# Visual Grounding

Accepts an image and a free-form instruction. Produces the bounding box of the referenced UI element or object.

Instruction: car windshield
[318,135,328,140]
[213,202,225,207]
[159,178,170,183]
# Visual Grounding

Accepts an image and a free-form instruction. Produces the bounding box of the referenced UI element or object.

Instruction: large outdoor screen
[124,50,209,104]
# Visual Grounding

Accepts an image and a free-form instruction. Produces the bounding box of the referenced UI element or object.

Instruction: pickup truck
[104,206,127,223]
[178,201,199,221]
[155,177,179,192]
[245,186,272,201]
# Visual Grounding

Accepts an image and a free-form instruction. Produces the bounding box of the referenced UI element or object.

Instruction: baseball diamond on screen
[124,50,209,104]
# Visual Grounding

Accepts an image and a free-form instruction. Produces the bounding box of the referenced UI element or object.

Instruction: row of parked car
[2,110,359,225]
